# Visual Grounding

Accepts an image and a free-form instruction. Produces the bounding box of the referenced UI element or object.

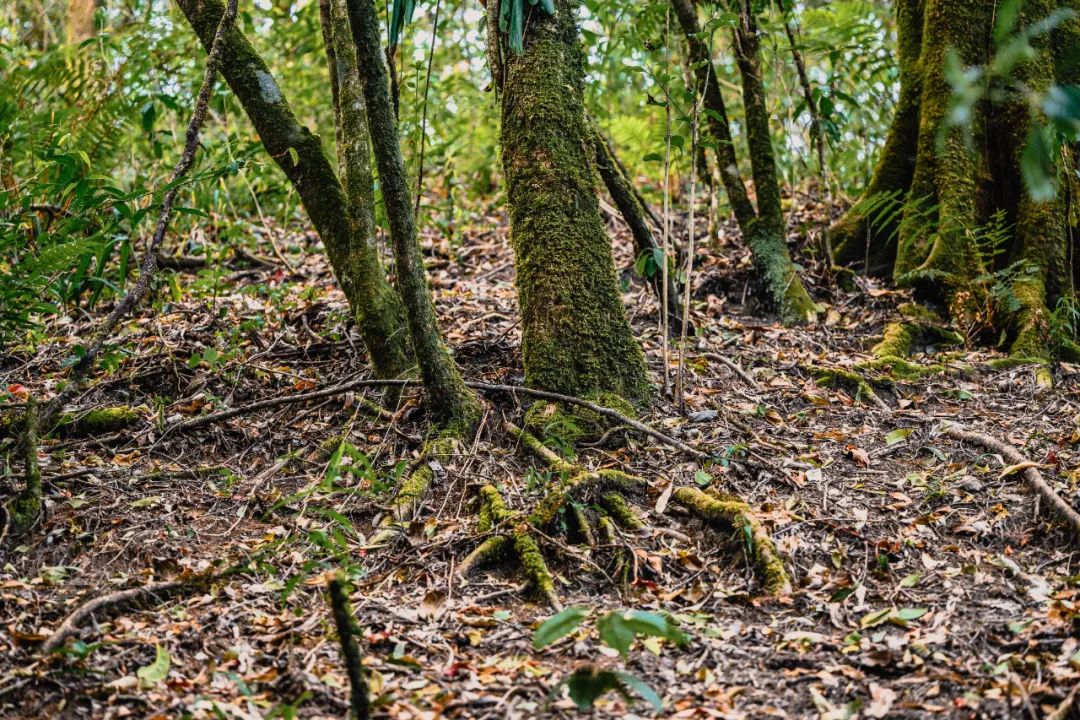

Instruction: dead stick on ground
[40,581,185,655]
[327,577,370,720]
[701,352,760,390]
[163,378,711,460]
[938,422,1080,538]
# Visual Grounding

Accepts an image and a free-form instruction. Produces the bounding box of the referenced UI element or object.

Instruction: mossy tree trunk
[829,0,924,274]
[832,0,1080,361]
[672,0,818,323]
[177,0,413,382]
[345,0,481,434]
[491,0,650,404]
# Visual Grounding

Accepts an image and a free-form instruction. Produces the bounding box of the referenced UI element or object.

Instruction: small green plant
[532,606,689,712]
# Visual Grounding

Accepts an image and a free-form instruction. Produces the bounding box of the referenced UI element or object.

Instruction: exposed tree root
[1,405,142,442]
[936,423,1080,540]
[367,435,459,547]
[672,487,792,595]
[806,365,891,410]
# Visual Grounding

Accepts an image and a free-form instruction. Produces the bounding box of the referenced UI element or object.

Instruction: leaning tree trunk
[492,0,650,404]
[346,0,482,434]
[177,0,413,382]
[672,0,818,323]
[590,125,688,333]
[834,0,1080,364]
[829,0,924,274]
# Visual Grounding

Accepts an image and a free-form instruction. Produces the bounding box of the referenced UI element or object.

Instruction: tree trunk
[590,125,688,333]
[345,0,482,433]
[835,0,1080,361]
[65,0,98,44]
[493,0,650,404]
[177,0,413,382]
[829,0,924,274]
[672,0,817,323]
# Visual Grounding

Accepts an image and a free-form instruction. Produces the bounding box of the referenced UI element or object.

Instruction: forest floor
[1,198,1079,720]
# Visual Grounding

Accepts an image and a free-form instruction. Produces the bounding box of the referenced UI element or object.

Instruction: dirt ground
[2,204,1078,719]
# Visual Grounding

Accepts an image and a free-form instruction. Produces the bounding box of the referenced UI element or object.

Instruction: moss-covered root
[870,304,964,361]
[368,436,459,547]
[598,492,644,531]
[463,485,562,609]
[1,405,142,441]
[807,365,889,410]
[1008,276,1053,388]
[673,487,791,595]
[5,399,42,539]
[521,393,636,451]
[597,515,628,584]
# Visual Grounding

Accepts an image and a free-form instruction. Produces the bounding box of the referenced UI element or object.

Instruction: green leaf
[899,572,920,588]
[859,607,891,629]
[884,428,913,446]
[287,146,299,167]
[615,671,664,711]
[1021,123,1057,202]
[894,607,928,621]
[597,612,636,656]
[137,645,171,687]
[564,667,623,710]
[532,607,588,649]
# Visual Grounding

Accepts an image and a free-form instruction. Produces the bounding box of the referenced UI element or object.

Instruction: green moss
[3,405,142,440]
[457,535,510,578]
[512,530,559,607]
[7,399,41,538]
[673,486,790,595]
[479,484,515,531]
[808,365,887,406]
[598,492,643,531]
[498,0,649,403]
[523,393,637,450]
[859,356,946,380]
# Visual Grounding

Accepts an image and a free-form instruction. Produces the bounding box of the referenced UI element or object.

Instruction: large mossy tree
[831,0,1080,365]
[487,0,650,406]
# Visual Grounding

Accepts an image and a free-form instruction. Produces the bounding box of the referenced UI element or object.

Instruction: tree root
[937,423,1080,540]
[0,405,142,442]
[367,435,459,547]
[672,487,792,595]
[806,365,890,410]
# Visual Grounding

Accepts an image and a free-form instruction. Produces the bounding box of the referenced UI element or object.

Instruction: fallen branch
[701,352,760,390]
[164,378,711,460]
[40,580,186,655]
[938,423,1080,539]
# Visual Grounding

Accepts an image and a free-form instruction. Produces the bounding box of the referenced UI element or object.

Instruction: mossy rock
[522,392,636,451]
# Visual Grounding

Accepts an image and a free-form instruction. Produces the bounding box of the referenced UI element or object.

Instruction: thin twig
[163,378,711,460]
[37,0,239,434]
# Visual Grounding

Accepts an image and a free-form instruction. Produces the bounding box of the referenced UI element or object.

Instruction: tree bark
[829,0,924,274]
[672,0,817,323]
[836,0,1080,361]
[345,0,482,433]
[590,126,689,333]
[493,0,650,404]
[177,0,412,382]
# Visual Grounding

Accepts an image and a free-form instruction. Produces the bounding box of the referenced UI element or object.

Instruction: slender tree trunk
[590,125,689,333]
[65,0,98,43]
[176,0,413,381]
[829,0,924,274]
[345,0,482,433]
[492,0,650,403]
[672,0,817,323]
